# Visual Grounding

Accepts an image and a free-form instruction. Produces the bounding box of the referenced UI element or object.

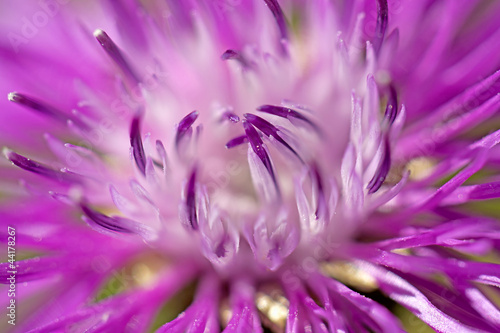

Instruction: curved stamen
[225,134,248,149]
[311,164,327,220]
[220,110,240,123]
[80,203,133,233]
[130,116,147,175]
[4,148,81,184]
[8,92,87,129]
[94,29,140,84]
[373,0,389,55]
[244,113,303,162]
[175,111,199,148]
[256,104,321,133]
[155,139,168,172]
[185,167,198,230]
[221,49,250,68]
[367,138,391,193]
[243,120,278,190]
[384,84,398,126]
[262,0,288,42]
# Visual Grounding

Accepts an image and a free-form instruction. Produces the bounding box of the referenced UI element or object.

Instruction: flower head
[2,0,500,332]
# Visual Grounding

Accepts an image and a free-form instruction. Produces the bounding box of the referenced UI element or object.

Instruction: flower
[1,0,500,332]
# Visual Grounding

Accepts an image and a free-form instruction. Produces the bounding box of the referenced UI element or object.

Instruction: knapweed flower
[2,0,500,331]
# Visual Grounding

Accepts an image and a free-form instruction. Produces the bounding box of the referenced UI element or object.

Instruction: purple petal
[391,271,498,332]
[376,218,500,252]
[157,275,220,333]
[416,148,488,211]
[361,263,479,333]
[249,210,299,270]
[309,273,404,333]
[0,256,63,283]
[223,281,262,333]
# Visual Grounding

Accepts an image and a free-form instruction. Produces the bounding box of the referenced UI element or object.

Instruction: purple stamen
[80,203,133,233]
[4,148,80,183]
[221,49,239,60]
[262,0,288,42]
[155,139,168,170]
[8,92,87,129]
[244,113,303,162]
[221,49,250,68]
[384,84,398,126]
[225,134,248,149]
[367,138,391,193]
[373,0,388,55]
[175,110,199,148]
[185,167,198,230]
[130,116,146,175]
[220,110,240,123]
[311,164,327,220]
[94,29,140,84]
[243,120,278,189]
[257,104,321,133]
[214,239,227,258]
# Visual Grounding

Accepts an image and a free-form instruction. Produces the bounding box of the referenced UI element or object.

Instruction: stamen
[155,140,168,172]
[80,203,139,234]
[262,0,288,43]
[225,134,248,149]
[221,49,250,68]
[93,29,140,84]
[244,113,302,162]
[3,148,80,183]
[367,138,391,193]
[220,110,240,123]
[185,167,198,230]
[243,120,278,189]
[311,164,327,220]
[373,0,388,55]
[383,84,398,126]
[8,92,87,128]
[175,111,199,148]
[130,116,147,175]
[214,239,227,258]
[257,104,321,133]
[80,203,133,233]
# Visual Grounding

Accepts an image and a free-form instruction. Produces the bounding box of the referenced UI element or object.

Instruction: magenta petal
[361,263,480,333]
[223,280,262,333]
